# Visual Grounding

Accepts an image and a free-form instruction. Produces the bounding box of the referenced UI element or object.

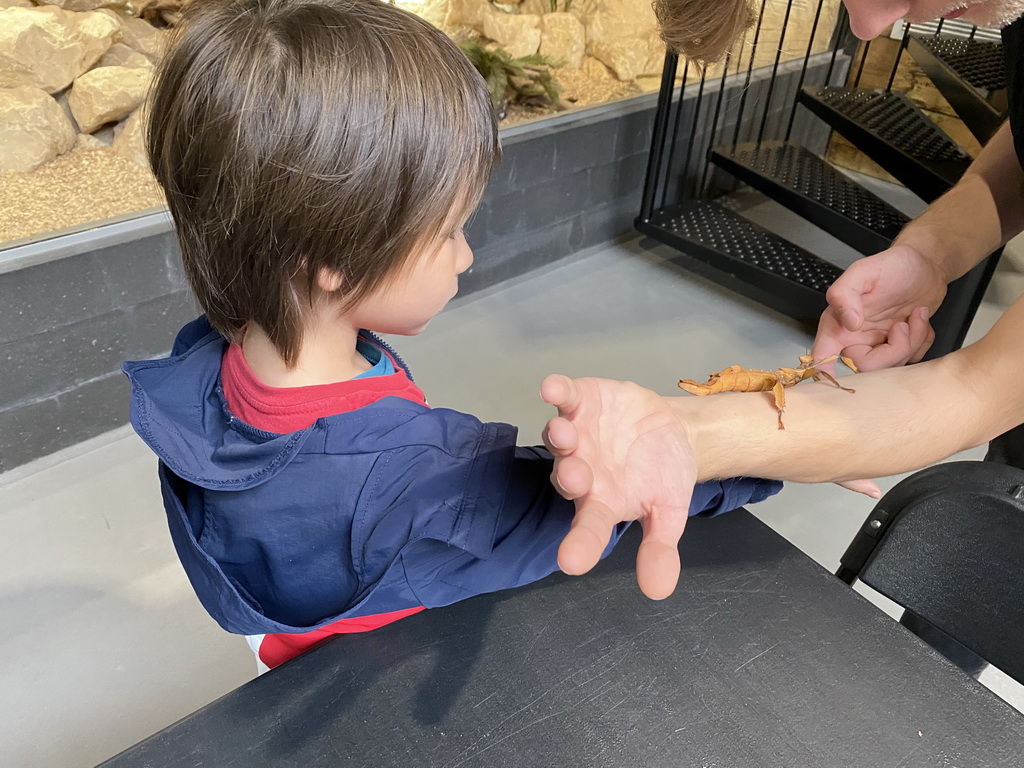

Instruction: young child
[123,0,782,673]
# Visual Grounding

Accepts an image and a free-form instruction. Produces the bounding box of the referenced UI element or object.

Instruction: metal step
[799,86,972,202]
[908,34,1006,144]
[709,141,910,255]
[635,200,842,326]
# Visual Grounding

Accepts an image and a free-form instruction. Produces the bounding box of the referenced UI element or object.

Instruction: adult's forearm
[681,295,1024,483]
[894,121,1024,283]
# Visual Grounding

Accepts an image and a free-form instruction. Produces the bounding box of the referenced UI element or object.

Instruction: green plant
[459,38,564,119]
[548,0,573,12]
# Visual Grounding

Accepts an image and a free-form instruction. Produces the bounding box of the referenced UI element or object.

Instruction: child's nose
[457,241,474,275]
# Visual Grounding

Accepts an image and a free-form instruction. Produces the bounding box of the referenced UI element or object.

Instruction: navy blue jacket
[123,317,782,636]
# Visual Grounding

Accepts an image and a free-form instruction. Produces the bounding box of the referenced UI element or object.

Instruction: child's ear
[316,267,344,293]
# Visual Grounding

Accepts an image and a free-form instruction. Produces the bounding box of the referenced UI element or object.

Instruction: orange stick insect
[678,355,858,430]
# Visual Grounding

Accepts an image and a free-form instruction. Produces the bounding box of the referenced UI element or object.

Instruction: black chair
[836,461,1024,685]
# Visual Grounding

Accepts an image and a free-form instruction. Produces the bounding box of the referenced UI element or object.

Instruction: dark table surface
[103,510,1024,767]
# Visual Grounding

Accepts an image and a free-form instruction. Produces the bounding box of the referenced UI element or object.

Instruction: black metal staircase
[798,86,971,202]
[907,34,1007,143]
[636,200,841,325]
[638,1,1005,356]
[709,140,909,254]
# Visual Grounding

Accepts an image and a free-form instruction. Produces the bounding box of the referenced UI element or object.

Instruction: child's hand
[541,375,697,600]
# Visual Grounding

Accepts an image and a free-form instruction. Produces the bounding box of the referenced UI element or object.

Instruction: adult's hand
[811,243,945,372]
[540,375,696,600]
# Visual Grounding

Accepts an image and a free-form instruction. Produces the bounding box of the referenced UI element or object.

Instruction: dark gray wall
[0,230,197,472]
[0,60,836,473]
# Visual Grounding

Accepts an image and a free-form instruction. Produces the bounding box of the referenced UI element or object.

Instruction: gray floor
[3,203,1024,766]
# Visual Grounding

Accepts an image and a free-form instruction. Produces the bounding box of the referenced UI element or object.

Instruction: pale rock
[96,42,154,69]
[54,88,80,132]
[0,0,35,8]
[69,64,152,132]
[0,84,76,172]
[34,1,143,11]
[583,0,658,55]
[76,131,106,149]
[634,76,662,92]
[521,0,588,14]
[97,8,166,61]
[539,12,585,69]
[566,0,598,20]
[580,55,615,80]
[0,7,121,93]
[112,105,148,167]
[92,122,115,144]
[591,31,664,81]
[445,0,488,29]
[394,0,450,29]
[642,31,668,76]
[482,10,541,58]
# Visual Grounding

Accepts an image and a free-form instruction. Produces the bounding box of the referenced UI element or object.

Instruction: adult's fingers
[540,374,581,417]
[542,416,578,455]
[635,507,688,600]
[557,496,620,577]
[551,454,593,499]
[835,477,881,498]
[849,321,917,371]
[824,270,874,332]
[810,310,848,372]
[906,307,936,364]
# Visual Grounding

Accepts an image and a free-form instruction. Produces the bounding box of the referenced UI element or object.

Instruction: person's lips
[942,6,968,18]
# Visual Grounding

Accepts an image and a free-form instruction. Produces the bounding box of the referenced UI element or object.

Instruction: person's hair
[653,0,756,65]
[148,0,499,366]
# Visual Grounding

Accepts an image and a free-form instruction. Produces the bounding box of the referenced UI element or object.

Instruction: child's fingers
[557,497,618,576]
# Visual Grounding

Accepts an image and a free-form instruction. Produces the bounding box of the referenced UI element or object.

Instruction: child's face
[351,225,475,336]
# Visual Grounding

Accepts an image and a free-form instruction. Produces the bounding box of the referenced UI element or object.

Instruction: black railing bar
[639,50,679,222]
[702,51,733,194]
[682,67,706,199]
[785,0,826,140]
[661,58,691,207]
[935,18,945,35]
[887,24,910,92]
[732,0,769,149]
[757,0,794,145]
[853,38,871,88]
[825,4,850,86]
[969,24,977,40]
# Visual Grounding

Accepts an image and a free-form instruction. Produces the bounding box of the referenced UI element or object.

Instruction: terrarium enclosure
[0,0,845,245]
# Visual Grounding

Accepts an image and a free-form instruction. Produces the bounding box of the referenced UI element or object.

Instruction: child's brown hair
[148,0,499,365]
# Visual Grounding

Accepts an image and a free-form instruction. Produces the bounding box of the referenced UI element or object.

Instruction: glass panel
[0,0,845,246]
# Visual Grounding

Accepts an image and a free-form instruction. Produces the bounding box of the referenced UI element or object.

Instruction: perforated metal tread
[908,34,1006,144]
[912,35,1006,92]
[711,141,910,254]
[799,86,972,201]
[636,200,841,324]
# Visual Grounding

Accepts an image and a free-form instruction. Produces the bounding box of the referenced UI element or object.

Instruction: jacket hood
[122,317,428,491]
